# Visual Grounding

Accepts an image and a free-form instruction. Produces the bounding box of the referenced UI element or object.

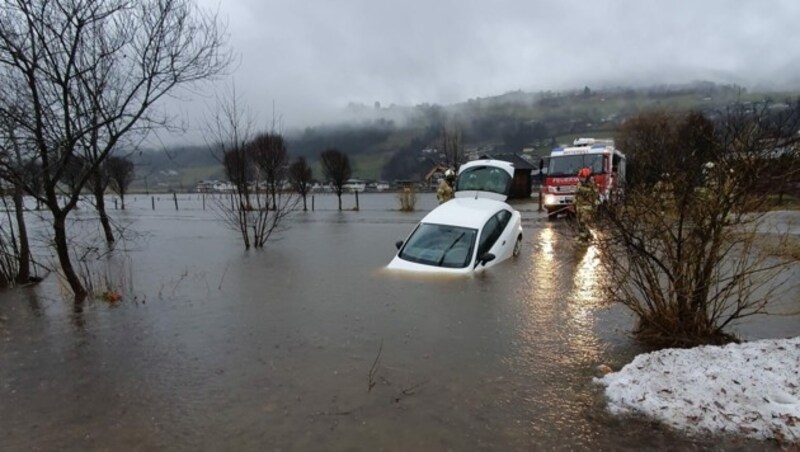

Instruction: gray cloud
[165,0,800,142]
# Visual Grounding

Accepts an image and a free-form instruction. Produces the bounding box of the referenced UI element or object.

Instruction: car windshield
[548,154,604,177]
[398,223,477,268]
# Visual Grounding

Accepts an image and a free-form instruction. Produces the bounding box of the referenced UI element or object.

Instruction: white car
[388,160,523,274]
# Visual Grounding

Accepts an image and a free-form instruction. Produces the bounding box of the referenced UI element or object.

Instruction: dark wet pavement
[0,193,797,450]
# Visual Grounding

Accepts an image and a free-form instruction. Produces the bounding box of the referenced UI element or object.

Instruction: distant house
[392,179,418,190]
[424,164,448,189]
[195,180,234,193]
[195,180,216,193]
[479,153,536,199]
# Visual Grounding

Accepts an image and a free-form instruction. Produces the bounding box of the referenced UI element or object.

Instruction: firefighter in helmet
[436,168,456,204]
[573,167,598,243]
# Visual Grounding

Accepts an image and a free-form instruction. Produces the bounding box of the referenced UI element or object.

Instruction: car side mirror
[476,253,495,267]
[395,240,404,250]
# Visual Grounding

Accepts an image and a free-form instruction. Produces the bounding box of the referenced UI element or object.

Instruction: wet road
[0,193,796,450]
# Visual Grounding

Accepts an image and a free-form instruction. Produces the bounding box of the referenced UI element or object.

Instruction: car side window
[477,217,499,258]
[496,210,511,231]
[478,210,511,258]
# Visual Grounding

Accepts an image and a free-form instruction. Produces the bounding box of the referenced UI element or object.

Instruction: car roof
[420,197,509,230]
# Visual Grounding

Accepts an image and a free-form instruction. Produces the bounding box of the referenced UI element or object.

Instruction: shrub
[594,104,800,347]
[397,187,417,212]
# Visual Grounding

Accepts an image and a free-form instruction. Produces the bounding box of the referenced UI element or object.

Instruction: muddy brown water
[0,193,797,450]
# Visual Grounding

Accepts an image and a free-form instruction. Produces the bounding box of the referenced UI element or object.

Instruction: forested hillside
[134,82,798,190]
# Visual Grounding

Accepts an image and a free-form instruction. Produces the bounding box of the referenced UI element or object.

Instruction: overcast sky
[167,0,800,142]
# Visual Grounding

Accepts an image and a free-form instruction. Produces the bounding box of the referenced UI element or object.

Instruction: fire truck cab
[541,138,626,219]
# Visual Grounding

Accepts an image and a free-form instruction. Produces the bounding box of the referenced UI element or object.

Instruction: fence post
[151,196,155,210]
[355,191,359,211]
[312,195,315,211]
[202,192,206,210]
[173,192,179,211]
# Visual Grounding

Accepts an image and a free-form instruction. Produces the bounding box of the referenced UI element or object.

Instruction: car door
[490,209,517,263]
[476,209,513,269]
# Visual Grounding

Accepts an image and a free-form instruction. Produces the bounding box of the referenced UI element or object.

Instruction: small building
[393,179,419,190]
[480,153,536,199]
[424,164,448,190]
[195,180,235,193]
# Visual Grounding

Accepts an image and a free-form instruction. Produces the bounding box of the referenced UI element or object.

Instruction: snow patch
[596,337,800,442]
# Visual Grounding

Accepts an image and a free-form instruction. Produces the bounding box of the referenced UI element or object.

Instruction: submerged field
[1,193,798,450]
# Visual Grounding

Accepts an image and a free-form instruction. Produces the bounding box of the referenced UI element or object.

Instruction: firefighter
[573,167,598,243]
[436,169,456,204]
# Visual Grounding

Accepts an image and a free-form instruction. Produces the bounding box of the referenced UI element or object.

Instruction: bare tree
[61,155,91,198]
[438,123,466,169]
[0,0,230,300]
[594,103,800,347]
[21,159,44,211]
[0,122,31,284]
[0,196,22,286]
[288,156,313,211]
[320,148,351,211]
[206,86,296,249]
[106,156,135,210]
[90,164,114,243]
[221,147,255,248]
[206,86,256,247]
[249,132,288,211]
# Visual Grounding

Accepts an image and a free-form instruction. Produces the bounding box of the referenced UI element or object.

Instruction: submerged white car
[388,160,523,274]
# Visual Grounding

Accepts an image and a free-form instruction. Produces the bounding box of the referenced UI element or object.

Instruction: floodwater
[0,193,797,450]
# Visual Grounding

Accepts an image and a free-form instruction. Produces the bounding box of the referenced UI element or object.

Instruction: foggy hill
[134,82,799,190]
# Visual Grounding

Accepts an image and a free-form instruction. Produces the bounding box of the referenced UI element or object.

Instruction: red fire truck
[541,138,626,219]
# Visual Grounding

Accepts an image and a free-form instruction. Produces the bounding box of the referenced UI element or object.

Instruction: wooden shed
[480,153,536,199]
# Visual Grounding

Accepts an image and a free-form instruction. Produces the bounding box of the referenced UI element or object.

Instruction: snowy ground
[596,337,800,443]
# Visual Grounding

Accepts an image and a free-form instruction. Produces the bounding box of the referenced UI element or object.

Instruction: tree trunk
[53,213,87,301]
[337,192,342,211]
[302,194,307,211]
[12,186,31,283]
[94,179,114,244]
[120,191,126,210]
[238,198,250,250]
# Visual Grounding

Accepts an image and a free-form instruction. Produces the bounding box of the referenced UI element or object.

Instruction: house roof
[424,164,448,182]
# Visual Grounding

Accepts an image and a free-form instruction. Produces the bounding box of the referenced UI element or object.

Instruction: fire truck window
[591,158,604,174]
[548,155,604,177]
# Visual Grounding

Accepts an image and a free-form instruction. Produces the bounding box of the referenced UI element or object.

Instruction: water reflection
[528,225,558,295]
[566,243,606,367]
[539,224,555,258]
[499,222,606,447]
[569,244,603,325]
[572,245,600,301]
